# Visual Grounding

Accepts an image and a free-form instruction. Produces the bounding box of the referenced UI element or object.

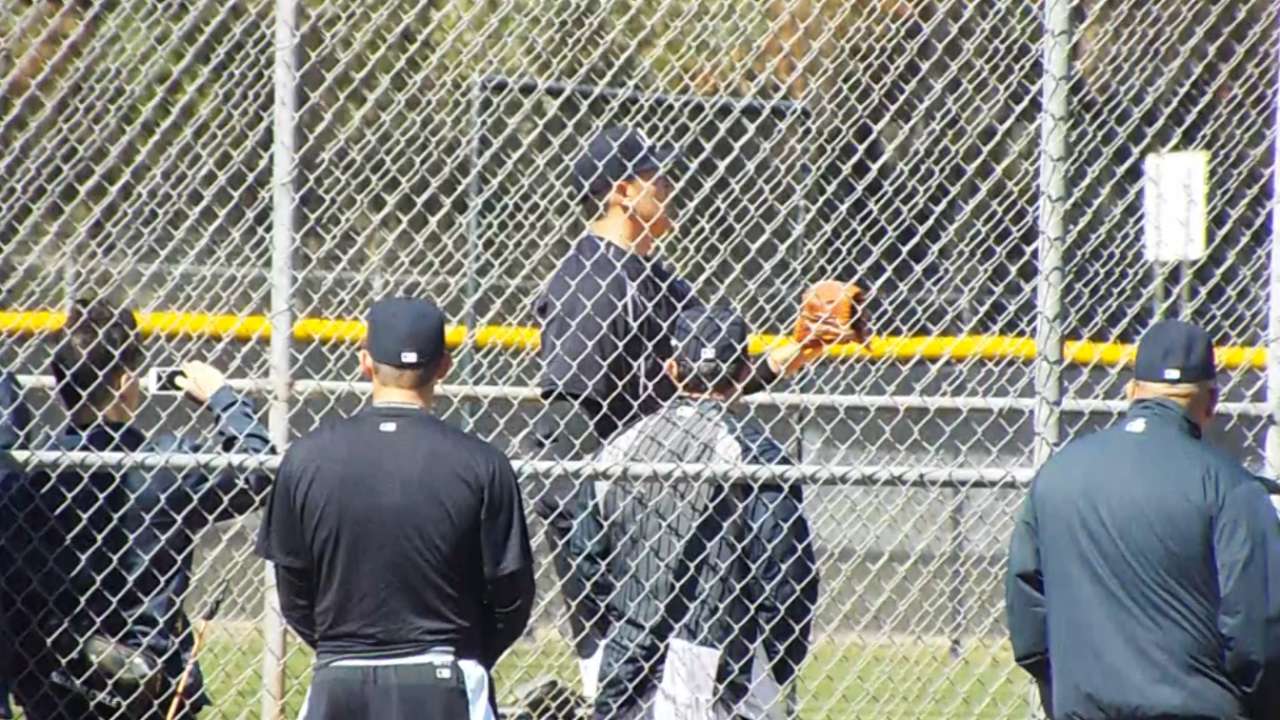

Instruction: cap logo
[400,351,418,364]
[1162,368,1181,380]
[379,422,397,433]
[1125,418,1146,434]
[700,348,717,361]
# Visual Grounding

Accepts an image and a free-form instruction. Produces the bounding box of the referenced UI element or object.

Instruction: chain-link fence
[1,0,1278,718]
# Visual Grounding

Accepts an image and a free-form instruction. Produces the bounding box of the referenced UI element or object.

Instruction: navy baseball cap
[366,297,447,369]
[573,126,681,200]
[673,305,749,384]
[1134,319,1216,384]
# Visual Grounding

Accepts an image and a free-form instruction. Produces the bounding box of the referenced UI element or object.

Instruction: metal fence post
[263,0,299,716]
[1029,0,1071,716]
[461,80,485,430]
[1266,8,1280,480]
[1034,0,1069,473]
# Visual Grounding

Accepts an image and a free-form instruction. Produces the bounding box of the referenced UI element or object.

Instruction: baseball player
[569,305,818,719]
[1005,320,1273,719]
[0,297,273,720]
[526,125,864,692]
[256,297,535,720]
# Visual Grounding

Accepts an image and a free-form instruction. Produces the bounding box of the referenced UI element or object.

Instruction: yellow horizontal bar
[0,310,1267,370]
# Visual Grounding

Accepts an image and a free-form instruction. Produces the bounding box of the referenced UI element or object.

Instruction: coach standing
[1005,319,1273,719]
[256,297,535,720]
[526,126,854,688]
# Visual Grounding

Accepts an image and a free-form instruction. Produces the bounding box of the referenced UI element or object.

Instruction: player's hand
[174,361,228,404]
[767,343,825,378]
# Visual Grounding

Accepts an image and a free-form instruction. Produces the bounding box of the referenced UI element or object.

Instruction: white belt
[328,649,455,668]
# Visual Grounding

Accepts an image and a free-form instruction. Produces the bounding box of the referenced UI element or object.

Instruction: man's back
[263,404,530,662]
[1024,399,1268,718]
[577,400,816,718]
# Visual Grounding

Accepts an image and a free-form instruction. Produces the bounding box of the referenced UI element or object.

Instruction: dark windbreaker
[0,374,272,713]
[1006,398,1271,720]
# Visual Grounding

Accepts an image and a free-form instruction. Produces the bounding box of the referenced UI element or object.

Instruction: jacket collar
[1125,398,1202,439]
[576,234,656,277]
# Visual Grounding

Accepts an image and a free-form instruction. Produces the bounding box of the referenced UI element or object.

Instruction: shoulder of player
[719,410,790,465]
[276,413,361,470]
[421,417,514,478]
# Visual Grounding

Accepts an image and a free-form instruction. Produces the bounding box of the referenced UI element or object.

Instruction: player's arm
[539,267,627,405]
[567,479,614,626]
[169,362,274,527]
[1213,478,1270,695]
[254,451,317,647]
[479,454,536,668]
[1005,486,1050,682]
[751,485,819,686]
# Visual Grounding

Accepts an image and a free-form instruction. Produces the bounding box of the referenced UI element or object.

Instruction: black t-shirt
[255,403,532,660]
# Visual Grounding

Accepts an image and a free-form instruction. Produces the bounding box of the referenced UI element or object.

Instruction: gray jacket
[570,399,817,719]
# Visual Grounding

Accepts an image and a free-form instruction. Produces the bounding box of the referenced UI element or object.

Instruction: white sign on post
[1142,150,1209,264]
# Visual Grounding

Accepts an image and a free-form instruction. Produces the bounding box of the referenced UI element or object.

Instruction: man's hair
[370,358,439,390]
[1129,379,1214,403]
[50,297,143,413]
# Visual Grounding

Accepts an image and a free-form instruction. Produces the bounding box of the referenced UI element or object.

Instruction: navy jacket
[1250,475,1280,720]
[0,373,31,718]
[534,235,778,440]
[1006,399,1272,720]
[0,373,272,712]
[571,399,818,718]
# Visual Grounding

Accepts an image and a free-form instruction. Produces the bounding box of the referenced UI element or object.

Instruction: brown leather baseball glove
[793,280,869,346]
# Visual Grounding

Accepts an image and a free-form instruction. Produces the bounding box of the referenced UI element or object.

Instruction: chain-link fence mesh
[1,0,1277,718]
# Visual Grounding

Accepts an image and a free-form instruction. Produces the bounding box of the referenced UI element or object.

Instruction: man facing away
[570,305,819,719]
[1006,319,1272,719]
[256,297,535,720]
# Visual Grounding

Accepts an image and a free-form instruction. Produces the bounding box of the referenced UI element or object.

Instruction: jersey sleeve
[1005,485,1050,682]
[536,266,632,404]
[1212,477,1270,695]
[479,453,535,666]
[254,450,311,570]
[156,387,274,528]
[480,454,535,581]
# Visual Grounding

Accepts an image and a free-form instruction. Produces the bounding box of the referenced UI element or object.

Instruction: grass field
[9,625,1030,719]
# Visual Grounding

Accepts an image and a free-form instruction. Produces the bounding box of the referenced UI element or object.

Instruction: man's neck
[590,211,650,256]
[371,386,433,408]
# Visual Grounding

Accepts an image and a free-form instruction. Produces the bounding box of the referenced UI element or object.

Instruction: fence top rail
[11,375,1272,417]
[0,310,1270,370]
[4,449,1034,489]
[477,74,812,118]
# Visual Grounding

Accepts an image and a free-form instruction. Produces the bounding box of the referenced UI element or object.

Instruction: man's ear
[358,349,374,380]
[665,358,681,384]
[434,352,453,383]
[613,179,637,209]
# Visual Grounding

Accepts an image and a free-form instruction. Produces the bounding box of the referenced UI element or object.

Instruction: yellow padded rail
[0,310,1266,370]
